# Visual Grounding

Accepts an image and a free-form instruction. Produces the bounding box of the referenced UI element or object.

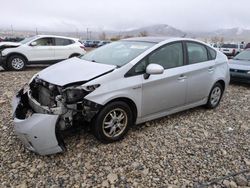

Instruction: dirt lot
[0,67,250,188]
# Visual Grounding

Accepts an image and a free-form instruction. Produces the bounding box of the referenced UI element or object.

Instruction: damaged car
[13,37,230,155]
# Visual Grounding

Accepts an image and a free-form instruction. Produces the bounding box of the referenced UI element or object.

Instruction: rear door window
[55,38,74,46]
[186,42,209,64]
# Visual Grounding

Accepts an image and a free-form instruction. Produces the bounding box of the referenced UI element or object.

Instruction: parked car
[84,40,100,48]
[97,41,111,47]
[219,43,244,57]
[229,49,250,83]
[244,43,250,49]
[0,35,86,71]
[13,37,229,155]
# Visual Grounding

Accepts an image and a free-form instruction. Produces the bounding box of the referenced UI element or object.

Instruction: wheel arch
[7,52,28,63]
[104,97,138,123]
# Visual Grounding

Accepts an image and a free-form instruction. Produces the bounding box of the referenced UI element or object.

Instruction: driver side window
[34,38,54,46]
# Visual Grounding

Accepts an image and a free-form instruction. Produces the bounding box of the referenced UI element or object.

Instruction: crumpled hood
[0,42,21,49]
[37,57,116,86]
[229,59,250,71]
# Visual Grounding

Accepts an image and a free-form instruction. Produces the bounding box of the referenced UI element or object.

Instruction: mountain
[120,24,186,37]
[192,27,250,41]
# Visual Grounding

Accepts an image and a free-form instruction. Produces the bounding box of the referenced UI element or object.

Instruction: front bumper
[13,89,65,155]
[230,71,250,83]
[0,55,7,67]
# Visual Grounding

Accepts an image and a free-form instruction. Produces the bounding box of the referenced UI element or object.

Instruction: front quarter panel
[84,72,143,118]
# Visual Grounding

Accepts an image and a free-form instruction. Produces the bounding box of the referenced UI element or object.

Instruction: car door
[139,42,188,117]
[26,37,55,61]
[54,38,74,60]
[184,41,215,104]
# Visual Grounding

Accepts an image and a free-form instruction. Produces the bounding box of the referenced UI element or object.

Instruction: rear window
[221,44,237,48]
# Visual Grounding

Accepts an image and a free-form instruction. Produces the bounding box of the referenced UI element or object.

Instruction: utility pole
[11,25,14,36]
[36,28,38,35]
[86,28,89,40]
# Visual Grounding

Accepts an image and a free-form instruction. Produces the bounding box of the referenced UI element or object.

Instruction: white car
[13,37,229,155]
[219,43,244,57]
[0,35,86,71]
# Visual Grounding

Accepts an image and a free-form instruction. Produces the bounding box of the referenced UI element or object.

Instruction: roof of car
[122,36,173,43]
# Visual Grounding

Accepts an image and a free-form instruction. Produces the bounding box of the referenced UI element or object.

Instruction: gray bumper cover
[13,90,65,155]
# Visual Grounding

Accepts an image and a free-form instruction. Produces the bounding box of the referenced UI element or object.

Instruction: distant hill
[1,24,250,42]
[120,24,186,37]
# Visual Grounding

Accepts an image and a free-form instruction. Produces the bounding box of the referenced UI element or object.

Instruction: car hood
[0,42,21,49]
[37,57,116,86]
[229,59,250,71]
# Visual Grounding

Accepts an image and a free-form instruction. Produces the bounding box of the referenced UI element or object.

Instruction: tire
[206,82,224,109]
[92,101,133,143]
[8,55,26,71]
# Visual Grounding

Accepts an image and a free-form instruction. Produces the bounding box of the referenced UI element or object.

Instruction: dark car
[84,40,100,48]
[97,41,111,47]
[229,49,250,83]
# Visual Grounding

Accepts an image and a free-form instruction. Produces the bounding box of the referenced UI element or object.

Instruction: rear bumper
[13,88,65,155]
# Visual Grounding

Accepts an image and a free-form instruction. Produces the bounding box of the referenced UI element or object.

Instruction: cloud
[1,0,250,31]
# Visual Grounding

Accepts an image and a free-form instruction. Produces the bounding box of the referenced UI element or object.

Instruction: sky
[1,0,250,32]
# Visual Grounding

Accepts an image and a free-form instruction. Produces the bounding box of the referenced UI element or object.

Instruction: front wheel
[206,82,224,109]
[8,55,26,71]
[92,101,133,143]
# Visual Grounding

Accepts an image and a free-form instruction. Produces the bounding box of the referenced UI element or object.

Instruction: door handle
[178,75,187,81]
[208,67,214,72]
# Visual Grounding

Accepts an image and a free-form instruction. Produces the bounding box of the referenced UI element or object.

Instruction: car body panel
[13,95,63,155]
[37,57,116,86]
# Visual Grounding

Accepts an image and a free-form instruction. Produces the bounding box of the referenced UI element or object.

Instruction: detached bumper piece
[13,89,65,155]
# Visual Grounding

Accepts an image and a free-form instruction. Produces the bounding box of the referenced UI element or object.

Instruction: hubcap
[210,86,222,106]
[11,58,24,70]
[102,108,128,138]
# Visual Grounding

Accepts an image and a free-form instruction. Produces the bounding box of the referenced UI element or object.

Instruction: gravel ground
[0,67,250,188]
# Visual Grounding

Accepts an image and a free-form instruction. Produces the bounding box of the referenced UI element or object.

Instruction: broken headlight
[63,88,88,104]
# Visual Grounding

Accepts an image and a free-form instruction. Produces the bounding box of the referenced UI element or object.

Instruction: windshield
[80,41,155,67]
[234,50,250,61]
[20,36,38,44]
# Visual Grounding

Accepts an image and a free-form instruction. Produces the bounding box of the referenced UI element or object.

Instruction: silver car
[13,37,230,155]
[229,49,250,83]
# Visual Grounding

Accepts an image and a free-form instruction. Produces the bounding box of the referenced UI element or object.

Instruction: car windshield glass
[234,50,250,61]
[80,41,155,67]
[20,36,38,44]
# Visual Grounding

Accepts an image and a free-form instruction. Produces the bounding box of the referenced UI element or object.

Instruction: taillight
[80,45,86,51]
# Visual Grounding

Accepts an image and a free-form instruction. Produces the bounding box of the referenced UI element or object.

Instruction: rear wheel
[8,55,26,71]
[206,82,223,109]
[92,101,133,143]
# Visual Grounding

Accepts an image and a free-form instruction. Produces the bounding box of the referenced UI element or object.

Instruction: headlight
[63,88,88,104]
[84,84,100,92]
[247,71,250,74]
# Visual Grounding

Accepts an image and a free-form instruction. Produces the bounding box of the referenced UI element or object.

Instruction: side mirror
[144,64,164,79]
[30,41,37,46]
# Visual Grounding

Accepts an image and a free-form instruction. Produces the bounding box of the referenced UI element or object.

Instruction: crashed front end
[13,78,101,155]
